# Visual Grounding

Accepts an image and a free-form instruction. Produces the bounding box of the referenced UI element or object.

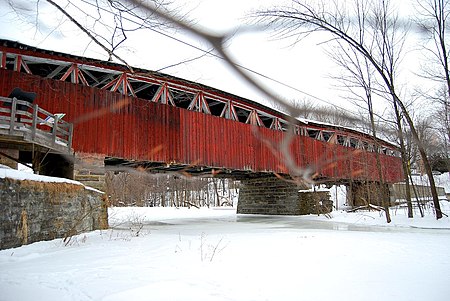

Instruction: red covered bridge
[0,40,403,214]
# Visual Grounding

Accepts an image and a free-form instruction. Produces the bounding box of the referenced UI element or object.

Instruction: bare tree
[254,0,443,219]
[7,0,186,71]
[285,98,360,128]
[416,0,450,98]
[105,170,236,208]
[319,1,408,221]
[416,0,450,170]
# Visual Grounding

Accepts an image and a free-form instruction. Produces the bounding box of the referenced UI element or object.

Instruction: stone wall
[74,152,106,192]
[0,178,108,250]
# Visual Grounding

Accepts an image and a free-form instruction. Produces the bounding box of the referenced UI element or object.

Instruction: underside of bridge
[0,139,74,179]
[70,153,388,215]
[0,145,391,215]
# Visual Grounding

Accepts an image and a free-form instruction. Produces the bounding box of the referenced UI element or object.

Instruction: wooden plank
[9,97,16,135]
[31,103,37,140]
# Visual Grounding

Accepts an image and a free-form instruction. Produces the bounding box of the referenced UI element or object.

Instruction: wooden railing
[0,96,73,153]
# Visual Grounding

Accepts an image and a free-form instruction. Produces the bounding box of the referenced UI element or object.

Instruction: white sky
[0,0,431,115]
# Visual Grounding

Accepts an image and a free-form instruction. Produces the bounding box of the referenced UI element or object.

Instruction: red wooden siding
[0,68,403,183]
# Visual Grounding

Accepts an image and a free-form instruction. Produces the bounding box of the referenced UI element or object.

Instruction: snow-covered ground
[2,165,450,300]
[1,204,450,301]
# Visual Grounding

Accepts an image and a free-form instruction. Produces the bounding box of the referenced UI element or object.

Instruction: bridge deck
[0,96,73,154]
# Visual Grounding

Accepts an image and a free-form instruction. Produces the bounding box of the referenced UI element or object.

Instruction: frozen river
[1,206,450,301]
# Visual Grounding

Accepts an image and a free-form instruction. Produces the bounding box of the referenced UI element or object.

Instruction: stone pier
[237,175,332,215]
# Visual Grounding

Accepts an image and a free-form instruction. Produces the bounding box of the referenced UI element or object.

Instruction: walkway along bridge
[0,39,403,214]
[0,94,72,150]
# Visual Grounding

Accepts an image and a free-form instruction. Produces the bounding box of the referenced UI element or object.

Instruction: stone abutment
[0,177,108,250]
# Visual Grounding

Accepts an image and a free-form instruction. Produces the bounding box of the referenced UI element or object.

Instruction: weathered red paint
[0,66,403,183]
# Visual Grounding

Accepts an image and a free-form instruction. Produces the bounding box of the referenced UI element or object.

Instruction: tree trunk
[367,90,391,223]
[213,179,220,207]
[393,102,414,218]
[393,96,443,219]
[409,173,425,217]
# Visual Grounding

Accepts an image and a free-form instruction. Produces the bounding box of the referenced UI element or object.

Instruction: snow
[0,165,103,194]
[411,172,450,194]
[1,167,450,300]
[1,204,450,301]
[0,166,81,185]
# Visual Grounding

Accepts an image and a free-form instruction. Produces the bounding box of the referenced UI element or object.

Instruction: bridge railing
[0,96,73,153]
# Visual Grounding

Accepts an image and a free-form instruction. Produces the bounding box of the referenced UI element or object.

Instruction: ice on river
[1,204,450,301]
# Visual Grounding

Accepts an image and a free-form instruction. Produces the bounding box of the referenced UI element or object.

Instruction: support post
[31,104,38,140]
[9,97,17,134]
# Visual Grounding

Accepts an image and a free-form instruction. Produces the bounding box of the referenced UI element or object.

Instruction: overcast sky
[0,0,427,115]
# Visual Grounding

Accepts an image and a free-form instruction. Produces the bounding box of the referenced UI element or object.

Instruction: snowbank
[0,165,102,193]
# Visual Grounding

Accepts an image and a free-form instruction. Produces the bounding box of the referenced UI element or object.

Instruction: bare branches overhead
[253,0,443,219]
